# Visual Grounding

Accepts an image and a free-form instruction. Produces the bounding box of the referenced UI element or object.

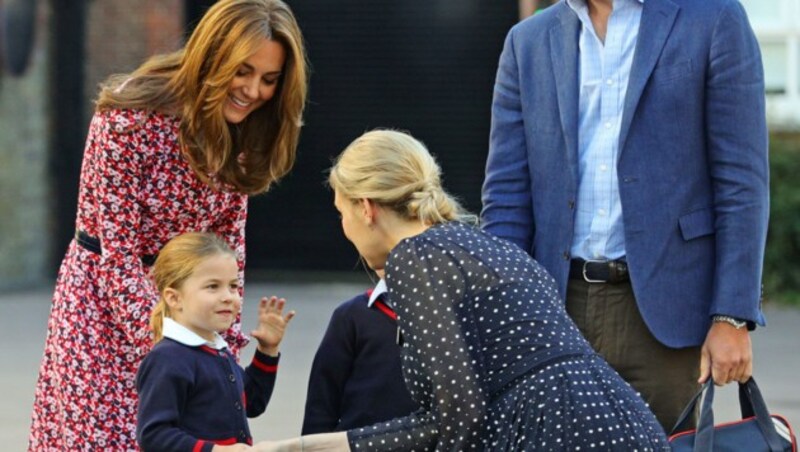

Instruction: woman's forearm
[254,432,350,452]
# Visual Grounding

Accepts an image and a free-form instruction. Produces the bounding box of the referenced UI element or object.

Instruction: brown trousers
[566,278,701,433]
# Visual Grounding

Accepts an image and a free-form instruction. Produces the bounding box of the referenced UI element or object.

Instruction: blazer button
[563,251,570,260]
[228,374,236,382]
[235,401,242,410]
[568,200,575,209]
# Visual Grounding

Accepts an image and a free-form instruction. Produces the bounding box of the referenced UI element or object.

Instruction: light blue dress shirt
[566,0,643,261]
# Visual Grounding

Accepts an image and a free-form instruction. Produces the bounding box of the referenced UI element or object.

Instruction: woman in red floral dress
[28,1,308,450]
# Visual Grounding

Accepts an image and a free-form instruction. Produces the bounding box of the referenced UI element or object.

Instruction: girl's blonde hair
[328,130,475,225]
[150,232,237,343]
[96,0,308,195]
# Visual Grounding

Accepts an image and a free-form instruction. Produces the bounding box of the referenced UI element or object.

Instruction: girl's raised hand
[250,296,295,356]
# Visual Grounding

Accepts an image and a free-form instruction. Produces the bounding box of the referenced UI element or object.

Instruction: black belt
[569,258,629,284]
[75,230,158,267]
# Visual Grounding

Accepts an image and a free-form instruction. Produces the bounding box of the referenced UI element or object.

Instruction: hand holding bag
[669,377,796,451]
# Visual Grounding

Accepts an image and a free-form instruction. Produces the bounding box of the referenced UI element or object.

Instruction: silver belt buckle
[582,259,607,283]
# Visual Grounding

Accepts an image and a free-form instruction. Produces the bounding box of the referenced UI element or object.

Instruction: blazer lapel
[550,5,580,172]
[618,0,679,156]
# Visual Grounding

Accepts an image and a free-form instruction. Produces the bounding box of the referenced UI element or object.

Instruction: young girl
[136,232,295,451]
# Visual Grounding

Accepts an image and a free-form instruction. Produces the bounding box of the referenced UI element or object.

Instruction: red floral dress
[29,109,249,451]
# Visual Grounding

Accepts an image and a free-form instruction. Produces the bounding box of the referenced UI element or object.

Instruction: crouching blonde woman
[256,130,668,451]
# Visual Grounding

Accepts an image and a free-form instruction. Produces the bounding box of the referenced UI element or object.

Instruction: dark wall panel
[246,1,517,272]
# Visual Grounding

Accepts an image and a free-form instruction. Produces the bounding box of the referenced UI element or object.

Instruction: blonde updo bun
[328,129,475,225]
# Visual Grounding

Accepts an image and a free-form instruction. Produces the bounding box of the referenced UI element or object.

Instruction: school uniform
[136,318,279,451]
[302,280,418,434]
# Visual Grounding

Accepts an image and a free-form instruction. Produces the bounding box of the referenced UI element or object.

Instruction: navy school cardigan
[136,338,279,451]
[302,291,419,434]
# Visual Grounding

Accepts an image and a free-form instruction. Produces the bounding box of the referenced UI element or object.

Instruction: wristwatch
[712,315,748,330]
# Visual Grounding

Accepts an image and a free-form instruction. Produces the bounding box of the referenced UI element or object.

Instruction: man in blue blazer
[481,0,769,431]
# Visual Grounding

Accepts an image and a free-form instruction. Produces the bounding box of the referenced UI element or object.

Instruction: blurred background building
[0,0,798,300]
[740,0,800,128]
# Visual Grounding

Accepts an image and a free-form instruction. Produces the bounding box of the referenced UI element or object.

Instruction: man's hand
[698,322,752,385]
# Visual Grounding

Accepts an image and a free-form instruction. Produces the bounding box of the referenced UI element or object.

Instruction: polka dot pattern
[347,223,667,450]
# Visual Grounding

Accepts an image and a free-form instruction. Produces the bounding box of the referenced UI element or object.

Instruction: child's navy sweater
[302,290,418,434]
[136,334,279,451]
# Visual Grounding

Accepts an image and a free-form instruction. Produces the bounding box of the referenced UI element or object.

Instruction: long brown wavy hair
[96,0,308,194]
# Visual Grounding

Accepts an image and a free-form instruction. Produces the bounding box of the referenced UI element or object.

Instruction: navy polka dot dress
[346,222,668,451]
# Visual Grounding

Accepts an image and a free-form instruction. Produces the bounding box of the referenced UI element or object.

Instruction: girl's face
[223,38,286,124]
[167,253,241,341]
[334,190,389,272]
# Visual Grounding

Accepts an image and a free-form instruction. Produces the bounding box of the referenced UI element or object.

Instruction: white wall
[741,0,800,129]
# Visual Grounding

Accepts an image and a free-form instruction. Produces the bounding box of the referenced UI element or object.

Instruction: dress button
[229,374,236,382]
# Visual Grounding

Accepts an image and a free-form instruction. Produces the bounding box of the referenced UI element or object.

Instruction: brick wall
[85,0,183,112]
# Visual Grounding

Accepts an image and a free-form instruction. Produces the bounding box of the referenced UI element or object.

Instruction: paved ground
[2,279,799,449]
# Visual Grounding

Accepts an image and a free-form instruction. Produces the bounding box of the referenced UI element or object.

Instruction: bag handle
[670,377,785,452]
[738,378,785,451]
[670,379,711,436]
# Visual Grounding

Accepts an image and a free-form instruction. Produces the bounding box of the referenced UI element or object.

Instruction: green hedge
[764,134,800,305]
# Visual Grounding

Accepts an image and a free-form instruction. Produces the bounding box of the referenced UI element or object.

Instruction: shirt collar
[367,279,388,308]
[162,317,229,350]
[566,0,644,14]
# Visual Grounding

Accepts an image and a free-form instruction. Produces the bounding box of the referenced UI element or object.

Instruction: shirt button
[606,78,613,85]
[599,164,608,172]
[598,209,607,216]
[229,374,236,382]
[604,122,612,129]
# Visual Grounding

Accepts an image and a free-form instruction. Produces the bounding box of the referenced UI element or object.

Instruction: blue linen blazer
[481,0,769,348]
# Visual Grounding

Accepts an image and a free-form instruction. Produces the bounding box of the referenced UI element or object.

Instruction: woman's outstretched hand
[252,439,296,451]
[212,444,255,451]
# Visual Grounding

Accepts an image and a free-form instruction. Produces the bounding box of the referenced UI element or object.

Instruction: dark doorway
[49,0,87,267]
[184,0,217,36]
[245,1,517,274]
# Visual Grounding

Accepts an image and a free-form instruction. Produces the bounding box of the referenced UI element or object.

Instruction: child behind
[302,272,418,434]
[136,232,295,452]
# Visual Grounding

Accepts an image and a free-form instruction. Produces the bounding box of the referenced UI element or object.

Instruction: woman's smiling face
[223,38,286,124]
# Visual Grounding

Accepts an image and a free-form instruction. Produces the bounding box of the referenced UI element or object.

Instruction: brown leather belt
[569,258,629,284]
